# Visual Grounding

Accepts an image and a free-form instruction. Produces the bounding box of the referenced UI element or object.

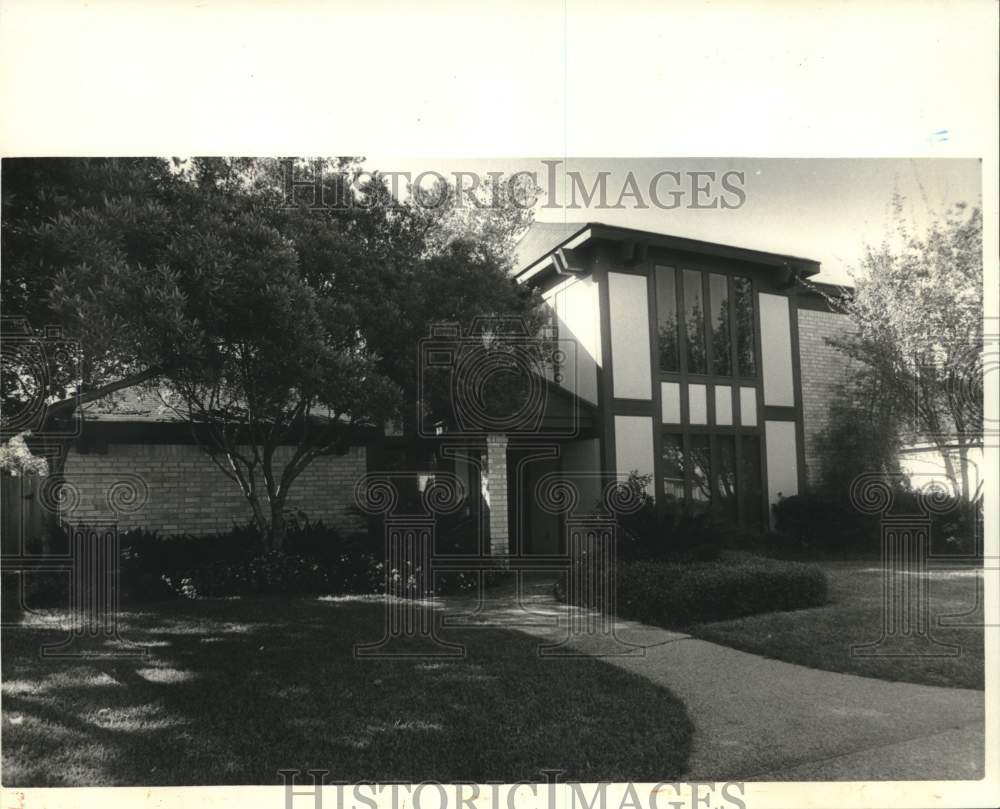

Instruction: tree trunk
[957,442,972,506]
[934,437,959,500]
[268,498,288,553]
[241,492,270,551]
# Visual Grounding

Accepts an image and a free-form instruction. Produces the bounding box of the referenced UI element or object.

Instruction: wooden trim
[762,405,798,421]
[586,224,821,276]
[788,294,808,494]
[596,261,616,480]
[647,263,663,507]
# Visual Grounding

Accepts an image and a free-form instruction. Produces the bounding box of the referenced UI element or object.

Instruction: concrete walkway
[442,578,985,781]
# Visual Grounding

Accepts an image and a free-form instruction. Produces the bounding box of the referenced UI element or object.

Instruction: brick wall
[796,308,857,486]
[63,443,367,535]
[484,434,510,555]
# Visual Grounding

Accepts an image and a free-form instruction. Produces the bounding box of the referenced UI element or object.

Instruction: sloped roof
[80,384,348,426]
[513,220,822,279]
[81,386,184,422]
[512,222,589,274]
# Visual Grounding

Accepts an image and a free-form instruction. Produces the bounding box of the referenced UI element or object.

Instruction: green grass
[687,560,984,689]
[2,596,692,786]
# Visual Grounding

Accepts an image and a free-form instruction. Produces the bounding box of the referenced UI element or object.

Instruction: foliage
[819,200,983,503]
[170,552,332,599]
[770,489,982,558]
[4,157,540,549]
[2,159,178,440]
[119,524,262,575]
[610,471,734,562]
[16,514,501,605]
[557,555,829,627]
[0,433,49,476]
[116,518,375,600]
[814,384,905,500]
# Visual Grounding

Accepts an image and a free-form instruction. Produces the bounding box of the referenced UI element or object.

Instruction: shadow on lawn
[2,597,693,786]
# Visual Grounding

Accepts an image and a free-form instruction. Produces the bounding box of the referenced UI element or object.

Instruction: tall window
[661,434,684,506]
[651,266,763,529]
[683,269,707,373]
[734,276,756,376]
[656,266,679,372]
[715,436,738,521]
[709,273,732,375]
[740,435,764,530]
[689,435,711,513]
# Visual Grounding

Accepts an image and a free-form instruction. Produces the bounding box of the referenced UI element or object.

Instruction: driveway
[443,577,985,780]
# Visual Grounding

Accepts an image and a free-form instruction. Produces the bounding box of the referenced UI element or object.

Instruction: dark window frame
[652,263,765,526]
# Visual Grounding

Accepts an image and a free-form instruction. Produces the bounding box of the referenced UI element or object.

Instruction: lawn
[1,596,692,786]
[687,560,984,689]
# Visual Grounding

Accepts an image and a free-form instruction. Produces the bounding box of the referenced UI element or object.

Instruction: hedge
[771,491,982,557]
[559,555,829,627]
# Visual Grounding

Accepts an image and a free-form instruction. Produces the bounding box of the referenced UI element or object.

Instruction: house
[59,221,854,554]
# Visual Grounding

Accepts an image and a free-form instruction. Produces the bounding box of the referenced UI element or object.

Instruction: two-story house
[58,221,854,555]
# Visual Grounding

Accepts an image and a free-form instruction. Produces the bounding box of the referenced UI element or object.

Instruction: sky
[361,158,982,285]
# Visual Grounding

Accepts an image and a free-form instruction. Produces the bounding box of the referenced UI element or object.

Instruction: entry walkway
[442,577,985,781]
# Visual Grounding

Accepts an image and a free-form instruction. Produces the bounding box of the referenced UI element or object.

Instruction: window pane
[609,272,653,399]
[661,434,685,509]
[740,435,764,532]
[614,415,655,493]
[715,384,733,426]
[734,276,756,376]
[683,269,707,373]
[739,386,758,426]
[715,436,738,521]
[656,266,679,372]
[709,273,732,375]
[688,383,707,425]
[759,294,794,406]
[661,382,681,423]
[689,435,711,513]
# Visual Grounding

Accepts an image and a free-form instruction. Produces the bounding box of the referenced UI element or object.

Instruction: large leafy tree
[2,159,183,450]
[822,200,983,503]
[3,157,538,549]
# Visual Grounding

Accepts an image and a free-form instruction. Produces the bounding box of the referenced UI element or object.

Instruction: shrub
[770,493,876,557]
[608,472,738,562]
[115,517,385,600]
[771,489,982,558]
[120,524,261,577]
[170,551,331,598]
[21,509,507,605]
[558,554,829,627]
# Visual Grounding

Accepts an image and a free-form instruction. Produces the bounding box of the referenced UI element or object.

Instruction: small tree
[822,200,983,504]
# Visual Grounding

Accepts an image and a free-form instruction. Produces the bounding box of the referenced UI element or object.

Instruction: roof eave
[514,222,822,284]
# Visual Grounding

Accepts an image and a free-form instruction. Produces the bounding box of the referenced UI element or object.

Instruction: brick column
[483,434,510,556]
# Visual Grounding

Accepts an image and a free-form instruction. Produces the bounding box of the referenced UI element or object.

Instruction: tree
[19,157,539,549]
[2,159,192,549]
[2,159,182,436]
[819,200,983,504]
